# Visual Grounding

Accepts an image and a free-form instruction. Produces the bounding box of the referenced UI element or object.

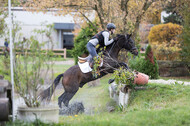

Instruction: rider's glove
[113,37,119,41]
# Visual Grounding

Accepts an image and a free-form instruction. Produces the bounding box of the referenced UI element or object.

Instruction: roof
[54,23,80,30]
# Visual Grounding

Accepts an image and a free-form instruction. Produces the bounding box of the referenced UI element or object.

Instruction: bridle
[108,35,136,54]
[124,35,137,54]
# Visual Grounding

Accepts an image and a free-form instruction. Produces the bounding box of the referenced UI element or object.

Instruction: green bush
[72,21,99,64]
[0,56,11,81]
[66,49,73,58]
[128,45,159,79]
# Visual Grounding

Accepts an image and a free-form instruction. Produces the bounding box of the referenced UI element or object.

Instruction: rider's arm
[102,31,114,46]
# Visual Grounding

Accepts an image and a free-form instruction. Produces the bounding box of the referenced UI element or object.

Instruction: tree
[20,0,168,38]
[160,0,190,62]
[72,21,99,64]
[180,3,190,64]
[0,4,8,37]
[143,44,159,79]
[163,0,183,24]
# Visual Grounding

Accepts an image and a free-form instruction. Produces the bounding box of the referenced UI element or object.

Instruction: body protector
[91,30,108,47]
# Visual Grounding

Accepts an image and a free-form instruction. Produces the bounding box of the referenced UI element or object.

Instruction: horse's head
[117,34,138,56]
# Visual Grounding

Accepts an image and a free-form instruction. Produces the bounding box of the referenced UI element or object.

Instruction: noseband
[125,35,137,53]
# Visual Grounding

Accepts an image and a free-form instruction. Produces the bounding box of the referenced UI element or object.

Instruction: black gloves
[113,37,119,41]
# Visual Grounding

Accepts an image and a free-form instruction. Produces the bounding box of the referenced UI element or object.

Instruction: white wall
[161,11,171,23]
[0,7,75,49]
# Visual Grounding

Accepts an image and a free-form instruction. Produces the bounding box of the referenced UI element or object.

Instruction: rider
[86,23,118,61]
[4,39,9,52]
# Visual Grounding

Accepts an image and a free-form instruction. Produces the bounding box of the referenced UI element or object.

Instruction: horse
[39,34,138,108]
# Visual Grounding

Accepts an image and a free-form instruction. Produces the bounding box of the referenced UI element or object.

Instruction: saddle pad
[78,62,92,73]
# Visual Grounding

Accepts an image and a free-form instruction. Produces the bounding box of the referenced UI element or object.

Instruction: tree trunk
[133,0,154,38]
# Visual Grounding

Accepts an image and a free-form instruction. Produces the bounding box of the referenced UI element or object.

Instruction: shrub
[72,21,99,64]
[14,37,54,107]
[180,5,190,64]
[128,45,159,79]
[143,45,159,79]
[148,23,183,61]
[0,56,10,81]
[14,25,54,107]
[66,49,73,58]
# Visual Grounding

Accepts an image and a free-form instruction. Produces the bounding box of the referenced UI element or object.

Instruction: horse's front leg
[118,62,129,69]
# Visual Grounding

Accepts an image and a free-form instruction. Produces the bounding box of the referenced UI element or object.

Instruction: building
[0,7,93,49]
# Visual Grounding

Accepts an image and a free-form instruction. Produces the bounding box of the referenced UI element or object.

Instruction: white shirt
[89,31,114,46]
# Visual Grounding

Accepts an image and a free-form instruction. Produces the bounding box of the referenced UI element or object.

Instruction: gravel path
[51,59,74,65]
[149,79,190,86]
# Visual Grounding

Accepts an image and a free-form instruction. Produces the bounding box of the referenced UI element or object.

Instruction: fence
[0,47,67,59]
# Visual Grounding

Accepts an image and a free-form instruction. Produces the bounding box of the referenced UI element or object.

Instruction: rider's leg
[86,42,98,58]
[87,42,98,67]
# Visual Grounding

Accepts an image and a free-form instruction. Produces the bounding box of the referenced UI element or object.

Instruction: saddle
[78,55,93,73]
[78,55,103,73]
[78,55,92,64]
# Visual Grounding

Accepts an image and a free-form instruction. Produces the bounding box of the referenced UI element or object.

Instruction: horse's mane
[106,34,126,51]
[96,34,126,55]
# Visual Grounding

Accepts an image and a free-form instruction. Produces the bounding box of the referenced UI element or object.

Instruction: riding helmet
[107,23,116,31]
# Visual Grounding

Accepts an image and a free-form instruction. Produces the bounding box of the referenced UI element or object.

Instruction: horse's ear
[127,34,132,38]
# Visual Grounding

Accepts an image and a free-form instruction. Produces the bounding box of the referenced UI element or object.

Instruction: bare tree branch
[79,11,98,30]
[133,0,154,37]
[94,4,105,29]
[121,0,130,33]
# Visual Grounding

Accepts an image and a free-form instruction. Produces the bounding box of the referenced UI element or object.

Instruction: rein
[108,42,116,54]
[108,37,123,54]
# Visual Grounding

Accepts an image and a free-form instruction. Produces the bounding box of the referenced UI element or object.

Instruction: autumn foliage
[148,23,183,61]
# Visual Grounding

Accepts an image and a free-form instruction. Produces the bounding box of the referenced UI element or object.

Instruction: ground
[5,58,190,126]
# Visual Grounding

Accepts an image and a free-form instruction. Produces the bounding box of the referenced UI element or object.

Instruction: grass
[160,76,190,82]
[53,64,74,75]
[7,76,190,126]
[56,82,190,126]
[0,55,73,81]
[54,74,113,114]
[3,57,190,126]
[68,75,113,113]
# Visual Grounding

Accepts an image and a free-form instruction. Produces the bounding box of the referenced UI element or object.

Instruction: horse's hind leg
[63,91,78,107]
[58,92,66,108]
[58,90,78,107]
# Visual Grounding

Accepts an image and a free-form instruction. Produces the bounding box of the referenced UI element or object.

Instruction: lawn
[7,75,190,126]
[3,57,190,126]
[57,80,190,126]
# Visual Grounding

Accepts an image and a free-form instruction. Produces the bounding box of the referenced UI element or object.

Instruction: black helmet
[107,23,116,31]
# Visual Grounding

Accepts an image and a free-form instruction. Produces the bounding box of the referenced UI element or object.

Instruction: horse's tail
[39,73,64,102]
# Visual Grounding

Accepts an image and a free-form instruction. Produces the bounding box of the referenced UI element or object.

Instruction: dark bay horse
[39,34,138,107]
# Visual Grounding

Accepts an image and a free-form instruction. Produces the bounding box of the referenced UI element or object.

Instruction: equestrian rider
[86,23,118,60]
